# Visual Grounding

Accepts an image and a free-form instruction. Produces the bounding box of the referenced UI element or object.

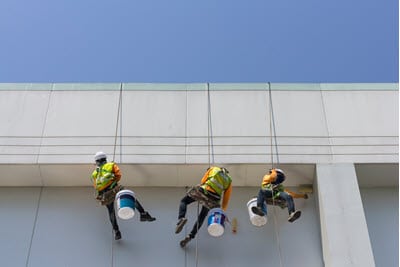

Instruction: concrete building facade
[0,83,398,267]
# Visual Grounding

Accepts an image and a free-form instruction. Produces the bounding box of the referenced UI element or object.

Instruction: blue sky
[0,0,398,82]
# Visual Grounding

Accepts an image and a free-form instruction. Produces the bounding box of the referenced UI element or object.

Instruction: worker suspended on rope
[251,168,308,223]
[175,166,232,247]
[91,151,156,240]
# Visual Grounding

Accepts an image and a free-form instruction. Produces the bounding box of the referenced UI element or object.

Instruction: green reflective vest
[262,183,284,198]
[91,162,116,191]
[203,167,232,196]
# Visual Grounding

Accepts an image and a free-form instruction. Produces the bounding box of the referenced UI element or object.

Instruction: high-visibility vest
[262,183,284,198]
[91,162,116,191]
[202,167,232,196]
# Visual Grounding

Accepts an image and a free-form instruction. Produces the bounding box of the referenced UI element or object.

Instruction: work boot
[140,211,156,222]
[180,235,192,248]
[288,210,301,223]
[251,206,265,217]
[175,217,188,234]
[114,229,122,240]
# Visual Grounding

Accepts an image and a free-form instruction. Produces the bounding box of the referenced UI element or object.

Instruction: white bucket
[247,198,267,227]
[207,208,226,237]
[115,190,136,220]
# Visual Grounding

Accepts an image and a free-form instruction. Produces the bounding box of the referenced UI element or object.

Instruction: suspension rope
[267,82,284,267]
[112,83,123,162]
[207,82,214,167]
[268,82,280,165]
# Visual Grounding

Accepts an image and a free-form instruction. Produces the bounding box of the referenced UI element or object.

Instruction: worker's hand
[303,194,308,199]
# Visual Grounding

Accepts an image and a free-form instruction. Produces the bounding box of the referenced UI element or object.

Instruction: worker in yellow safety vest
[175,166,232,246]
[251,168,308,223]
[91,151,156,240]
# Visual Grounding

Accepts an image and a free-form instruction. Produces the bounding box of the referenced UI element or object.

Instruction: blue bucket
[115,190,136,220]
[207,208,226,237]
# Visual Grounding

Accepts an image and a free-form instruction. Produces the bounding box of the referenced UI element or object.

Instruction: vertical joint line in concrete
[319,88,334,161]
[25,186,43,267]
[185,85,188,164]
[37,84,54,186]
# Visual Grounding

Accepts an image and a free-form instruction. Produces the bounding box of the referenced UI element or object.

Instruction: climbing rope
[207,82,214,167]
[194,83,215,267]
[112,83,123,162]
[267,82,284,267]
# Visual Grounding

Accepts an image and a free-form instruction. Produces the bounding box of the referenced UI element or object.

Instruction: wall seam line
[25,186,43,267]
[319,89,334,163]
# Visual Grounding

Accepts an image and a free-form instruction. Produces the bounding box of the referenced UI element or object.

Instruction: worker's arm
[113,164,122,182]
[200,168,212,184]
[221,184,232,211]
[90,172,96,188]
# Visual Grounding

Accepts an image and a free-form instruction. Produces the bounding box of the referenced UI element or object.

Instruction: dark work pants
[106,202,119,231]
[106,198,146,230]
[256,189,295,215]
[178,195,210,238]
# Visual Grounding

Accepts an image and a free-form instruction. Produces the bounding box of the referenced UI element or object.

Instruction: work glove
[303,194,309,199]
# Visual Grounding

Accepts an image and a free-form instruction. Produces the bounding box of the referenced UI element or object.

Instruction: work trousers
[178,195,210,238]
[256,189,295,215]
[105,198,146,230]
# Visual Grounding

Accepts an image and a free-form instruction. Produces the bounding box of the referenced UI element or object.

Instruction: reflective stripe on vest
[91,162,115,191]
[204,168,232,196]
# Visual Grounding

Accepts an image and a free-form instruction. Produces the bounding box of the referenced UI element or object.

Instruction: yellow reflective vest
[91,162,121,192]
[201,167,232,196]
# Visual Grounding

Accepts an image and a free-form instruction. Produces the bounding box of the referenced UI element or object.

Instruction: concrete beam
[316,163,375,267]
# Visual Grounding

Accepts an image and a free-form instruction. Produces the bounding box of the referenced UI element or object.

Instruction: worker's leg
[106,202,121,240]
[278,191,295,214]
[279,191,301,222]
[106,202,119,230]
[178,194,196,219]
[253,189,272,216]
[189,205,210,238]
[135,198,156,222]
[175,194,196,234]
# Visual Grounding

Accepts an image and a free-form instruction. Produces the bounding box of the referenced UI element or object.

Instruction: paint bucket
[115,190,136,220]
[247,198,267,227]
[207,208,226,237]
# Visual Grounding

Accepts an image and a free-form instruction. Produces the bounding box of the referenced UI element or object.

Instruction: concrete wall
[0,187,322,267]
[360,187,399,267]
[0,83,397,166]
[0,83,397,187]
[0,185,397,267]
[0,83,398,266]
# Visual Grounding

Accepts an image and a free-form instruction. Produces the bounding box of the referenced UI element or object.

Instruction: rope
[268,82,280,164]
[195,200,200,267]
[207,82,214,167]
[193,83,213,267]
[112,83,123,162]
[267,82,284,267]
[193,83,215,267]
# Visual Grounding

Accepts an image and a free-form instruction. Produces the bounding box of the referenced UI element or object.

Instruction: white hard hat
[275,168,285,176]
[94,151,107,161]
